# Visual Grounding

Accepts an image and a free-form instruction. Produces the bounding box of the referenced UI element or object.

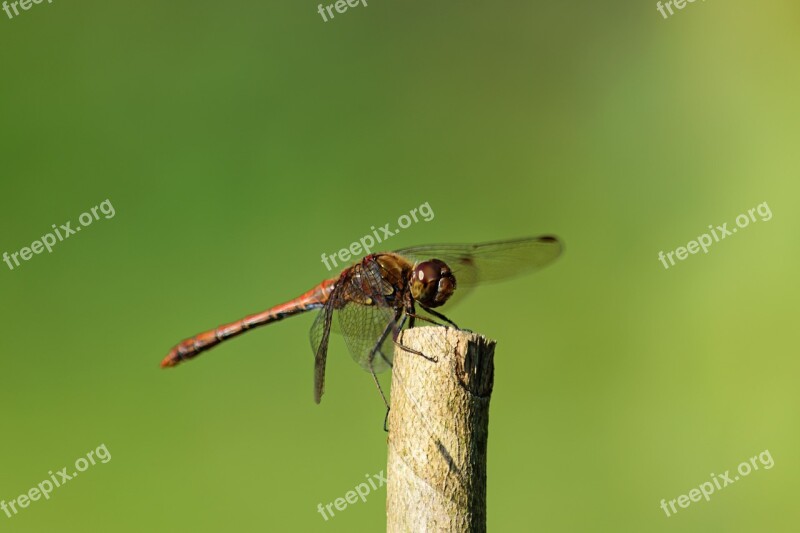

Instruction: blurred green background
[1,0,798,531]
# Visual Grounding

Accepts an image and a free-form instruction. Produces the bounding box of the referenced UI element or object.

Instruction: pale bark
[386,327,496,533]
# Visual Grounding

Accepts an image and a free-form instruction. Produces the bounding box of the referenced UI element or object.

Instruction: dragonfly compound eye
[410,259,456,308]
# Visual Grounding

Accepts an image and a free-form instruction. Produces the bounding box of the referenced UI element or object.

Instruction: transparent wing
[395,235,562,308]
[337,302,397,373]
[395,235,562,287]
[309,301,335,404]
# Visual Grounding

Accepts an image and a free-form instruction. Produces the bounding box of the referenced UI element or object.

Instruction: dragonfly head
[410,259,456,308]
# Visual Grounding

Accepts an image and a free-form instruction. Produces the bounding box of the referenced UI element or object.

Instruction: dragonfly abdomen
[161,279,336,368]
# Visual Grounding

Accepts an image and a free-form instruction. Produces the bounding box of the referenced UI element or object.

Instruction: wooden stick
[386,327,496,533]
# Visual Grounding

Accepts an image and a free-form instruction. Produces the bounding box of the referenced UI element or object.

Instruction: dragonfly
[161,235,562,407]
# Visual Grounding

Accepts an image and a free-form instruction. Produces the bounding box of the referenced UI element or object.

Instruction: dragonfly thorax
[410,259,456,308]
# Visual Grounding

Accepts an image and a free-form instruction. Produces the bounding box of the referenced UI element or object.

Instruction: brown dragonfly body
[161,254,418,369]
[161,237,562,404]
[161,277,337,369]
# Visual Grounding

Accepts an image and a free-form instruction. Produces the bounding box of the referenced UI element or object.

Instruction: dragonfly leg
[368,360,390,433]
[377,348,393,368]
[405,311,446,327]
[376,313,408,369]
[394,302,438,361]
[367,365,391,433]
[367,319,398,416]
[393,335,438,363]
[419,304,459,329]
[369,367,389,408]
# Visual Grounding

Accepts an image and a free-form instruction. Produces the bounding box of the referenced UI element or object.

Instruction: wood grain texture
[386,327,496,533]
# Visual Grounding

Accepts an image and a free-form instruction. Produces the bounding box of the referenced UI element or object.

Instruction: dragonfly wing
[395,235,562,287]
[394,235,562,310]
[309,300,335,404]
[336,303,398,373]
